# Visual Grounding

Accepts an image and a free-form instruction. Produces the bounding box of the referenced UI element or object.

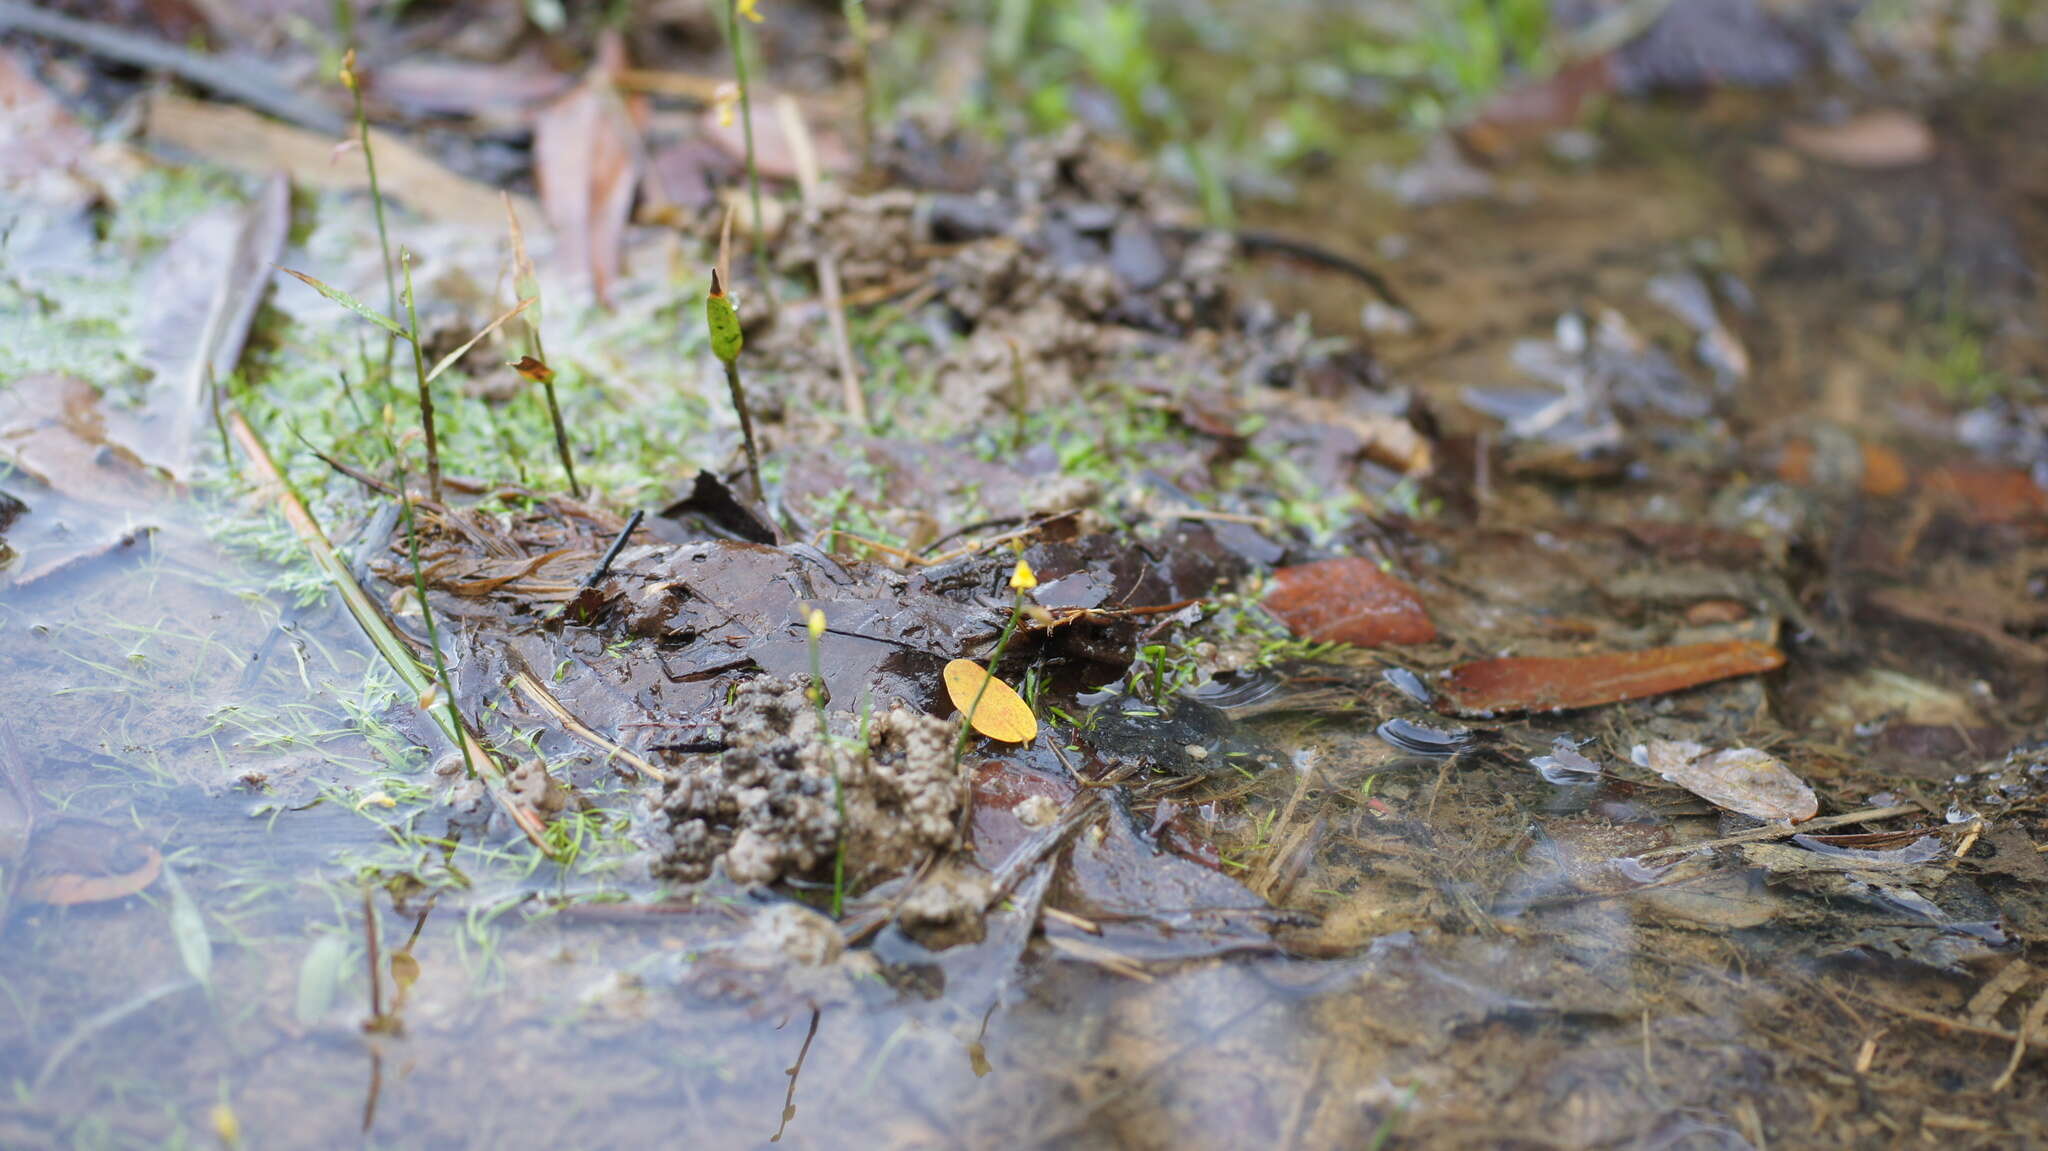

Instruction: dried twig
[508,669,668,783]
[1634,804,1922,862]
[0,1,346,134]
[775,93,867,426]
[1992,993,2048,1093]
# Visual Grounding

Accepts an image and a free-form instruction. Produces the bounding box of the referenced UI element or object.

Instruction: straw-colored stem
[223,410,549,850]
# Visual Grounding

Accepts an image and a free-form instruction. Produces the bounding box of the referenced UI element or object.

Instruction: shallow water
[6,29,2048,1151]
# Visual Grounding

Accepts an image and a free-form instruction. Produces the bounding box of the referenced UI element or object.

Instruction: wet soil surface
[5,10,2048,1151]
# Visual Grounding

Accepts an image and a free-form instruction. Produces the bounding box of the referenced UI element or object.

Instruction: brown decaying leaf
[1262,557,1436,647]
[533,31,644,306]
[1435,639,1785,715]
[943,659,1038,744]
[17,819,164,906]
[1784,110,1935,170]
[0,47,95,195]
[137,172,290,477]
[1637,739,1818,823]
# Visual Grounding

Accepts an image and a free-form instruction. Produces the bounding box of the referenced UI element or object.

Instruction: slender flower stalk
[398,252,443,502]
[954,559,1037,763]
[723,0,770,283]
[706,268,764,501]
[340,51,400,409]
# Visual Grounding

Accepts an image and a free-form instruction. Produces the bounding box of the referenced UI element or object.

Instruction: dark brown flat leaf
[1263,556,1436,647]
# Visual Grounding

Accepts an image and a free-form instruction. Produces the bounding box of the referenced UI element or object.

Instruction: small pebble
[1184,744,1209,761]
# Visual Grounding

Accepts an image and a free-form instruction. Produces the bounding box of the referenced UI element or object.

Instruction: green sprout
[706,267,764,501]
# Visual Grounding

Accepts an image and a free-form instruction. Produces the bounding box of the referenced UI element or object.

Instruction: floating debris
[1530,736,1604,783]
[1635,739,1818,823]
[1374,718,1475,757]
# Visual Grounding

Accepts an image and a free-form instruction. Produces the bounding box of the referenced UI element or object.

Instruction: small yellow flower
[1009,559,1038,592]
[737,0,764,23]
[211,1103,242,1149]
[339,49,358,92]
[712,81,741,128]
[807,608,827,639]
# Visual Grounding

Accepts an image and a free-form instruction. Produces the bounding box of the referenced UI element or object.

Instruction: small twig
[1633,805,1922,862]
[1169,224,1413,316]
[361,887,384,1025]
[508,668,668,783]
[1992,992,2048,1093]
[580,509,643,589]
[774,94,867,426]
[770,1006,822,1143]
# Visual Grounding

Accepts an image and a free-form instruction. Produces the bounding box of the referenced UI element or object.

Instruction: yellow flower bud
[807,608,827,638]
[339,49,358,92]
[1009,559,1038,591]
[738,0,764,22]
[713,81,740,129]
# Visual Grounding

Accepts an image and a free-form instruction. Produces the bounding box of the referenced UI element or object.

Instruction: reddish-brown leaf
[1436,639,1785,715]
[1928,465,2048,524]
[1263,557,1436,647]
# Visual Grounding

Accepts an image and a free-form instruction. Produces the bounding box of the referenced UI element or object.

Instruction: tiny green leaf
[161,864,213,988]
[279,268,412,341]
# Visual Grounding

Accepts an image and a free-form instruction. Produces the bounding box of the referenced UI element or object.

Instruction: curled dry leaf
[943,659,1038,744]
[1784,109,1935,170]
[1435,639,1785,715]
[1636,739,1818,823]
[1262,557,1436,647]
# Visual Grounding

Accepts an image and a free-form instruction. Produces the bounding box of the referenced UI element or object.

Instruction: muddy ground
[3,0,2048,1147]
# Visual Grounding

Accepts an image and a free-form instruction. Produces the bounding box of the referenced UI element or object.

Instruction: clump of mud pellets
[653,677,966,889]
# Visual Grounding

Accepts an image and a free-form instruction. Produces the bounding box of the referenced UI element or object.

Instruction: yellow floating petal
[943,659,1038,744]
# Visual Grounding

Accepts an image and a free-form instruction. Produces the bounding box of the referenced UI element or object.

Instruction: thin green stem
[347,66,400,406]
[399,252,442,502]
[530,331,581,498]
[953,591,1025,764]
[724,0,770,283]
[722,360,764,501]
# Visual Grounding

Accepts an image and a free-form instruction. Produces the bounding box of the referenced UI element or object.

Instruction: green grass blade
[279,267,412,341]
